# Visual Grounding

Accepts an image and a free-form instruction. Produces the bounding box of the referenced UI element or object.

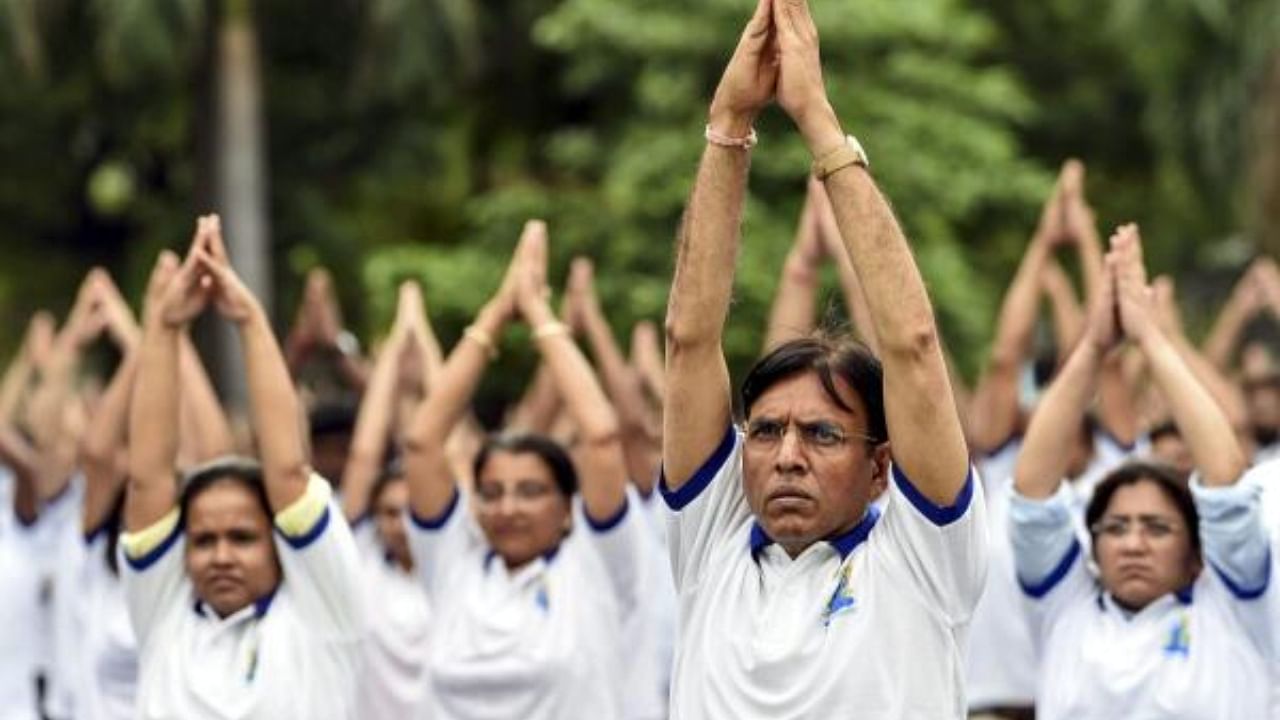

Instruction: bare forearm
[81,352,137,529]
[1203,295,1253,370]
[764,253,820,351]
[507,362,561,434]
[342,335,403,521]
[822,165,968,496]
[1142,332,1246,485]
[1095,352,1138,448]
[126,324,182,530]
[240,309,310,509]
[178,335,234,460]
[1015,342,1101,498]
[830,247,879,354]
[0,356,32,423]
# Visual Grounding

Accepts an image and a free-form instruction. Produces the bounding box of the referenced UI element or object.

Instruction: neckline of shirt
[749,505,881,562]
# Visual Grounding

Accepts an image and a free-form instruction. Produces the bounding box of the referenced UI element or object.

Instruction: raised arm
[0,312,53,424]
[341,282,419,522]
[196,216,310,511]
[81,276,142,535]
[0,425,40,524]
[665,0,777,487]
[127,231,212,531]
[175,335,235,464]
[403,223,534,519]
[1014,258,1118,499]
[772,0,965,500]
[1203,266,1262,371]
[572,258,662,496]
[1041,261,1084,366]
[1151,276,1248,431]
[810,177,879,355]
[1112,226,1247,486]
[762,190,823,351]
[519,242,628,520]
[630,320,666,406]
[967,174,1064,453]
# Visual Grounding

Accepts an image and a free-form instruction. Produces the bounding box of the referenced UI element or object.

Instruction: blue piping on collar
[750,506,881,561]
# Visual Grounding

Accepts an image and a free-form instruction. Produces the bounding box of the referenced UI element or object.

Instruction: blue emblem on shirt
[823,562,857,627]
[1162,616,1190,658]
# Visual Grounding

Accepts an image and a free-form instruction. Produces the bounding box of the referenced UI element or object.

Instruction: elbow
[664,312,719,359]
[880,321,943,367]
[577,414,623,450]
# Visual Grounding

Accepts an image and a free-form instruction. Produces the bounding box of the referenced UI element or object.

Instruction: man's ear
[869,441,892,496]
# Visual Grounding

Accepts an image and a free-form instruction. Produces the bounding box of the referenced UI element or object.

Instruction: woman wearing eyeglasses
[1010,225,1273,719]
[402,221,640,720]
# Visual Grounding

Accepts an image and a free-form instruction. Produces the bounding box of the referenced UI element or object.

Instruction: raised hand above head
[156,217,216,329]
[191,214,262,325]
[1151,275,1185,339]
[1060,159,1097,246]
[709,0,779,138]
[511,220,553,321]
[771,0,842,154]
[1108,223,1158,344]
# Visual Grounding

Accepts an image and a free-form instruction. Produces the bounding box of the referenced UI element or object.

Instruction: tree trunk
[213,0,270,413]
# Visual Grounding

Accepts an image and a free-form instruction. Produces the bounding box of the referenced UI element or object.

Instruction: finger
[738,0,774,50]
[205,214,230,264]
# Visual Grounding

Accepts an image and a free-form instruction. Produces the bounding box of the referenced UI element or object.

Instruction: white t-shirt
[620,492,676,720]
[407,487,642,720]
[355,549,434,720]
[1010,471,1274,720]
[0,480,43,720]
[965,439,1037,709]
[662,425,987,719]
[120,475,365,720]
[68,530,139,720]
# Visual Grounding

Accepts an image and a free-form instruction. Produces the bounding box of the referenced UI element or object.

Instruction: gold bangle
[462,326,498,359]
[532,322,570,341]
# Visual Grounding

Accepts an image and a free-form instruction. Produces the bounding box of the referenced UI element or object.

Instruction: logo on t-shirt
[823,562,857,627]
[1162,615,1190,659]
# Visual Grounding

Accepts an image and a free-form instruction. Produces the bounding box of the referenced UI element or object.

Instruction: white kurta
[355,549,433,720]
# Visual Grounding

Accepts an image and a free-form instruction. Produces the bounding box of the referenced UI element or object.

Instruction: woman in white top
[403,221,641,720]
[340,281,438,720]
[120,215,364,720]
[1011,224,1273,720]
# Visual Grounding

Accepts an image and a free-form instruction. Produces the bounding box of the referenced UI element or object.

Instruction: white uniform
[1010,471,1274,720]
[620,492,676,720]
[119,475,365,720]
[355,550,433,720]
[663,426,987,719]
[0,470,42,720]
[966,439,1037,710]
[407,487,642,720]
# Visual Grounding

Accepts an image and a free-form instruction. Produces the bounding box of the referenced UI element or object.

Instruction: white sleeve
[659,425,751,593]
[873,463,988,623]
[406,487,483,603]
[119,509,188,647]
[272,476,366,640]
[580,486,644,617]
[1192,470,1274,659]
[1008,482,1094,638]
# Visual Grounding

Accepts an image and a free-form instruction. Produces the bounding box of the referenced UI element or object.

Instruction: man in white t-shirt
[660,1,986,717]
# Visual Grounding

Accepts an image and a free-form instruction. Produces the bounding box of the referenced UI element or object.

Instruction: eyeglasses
[1089,515,1185,541]
[475,481,557,504]
[743,418,879,453]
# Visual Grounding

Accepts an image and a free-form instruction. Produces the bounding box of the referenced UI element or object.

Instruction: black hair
[1148,420,1182,444]
[740,335,887,443]
[1085,461,1201,561]
[473,432,578,499]
[178,455,272,526]
[308,402,358,439]
[367,456,406,512]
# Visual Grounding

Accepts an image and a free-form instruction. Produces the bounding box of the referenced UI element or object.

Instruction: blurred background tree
[0,0,1275,414]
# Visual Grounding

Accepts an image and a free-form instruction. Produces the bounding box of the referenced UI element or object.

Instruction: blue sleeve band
[1210,550,1271,601]
[659,424,737,512]
[892,464,974,527]
[276,506,331,550]
[409,487,460,531]
[1018,539,1082,599]
[585,497,630,533]
[123,519,183,572]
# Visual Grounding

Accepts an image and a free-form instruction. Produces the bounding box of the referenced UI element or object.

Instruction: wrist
[706,107,756,140]
[798,105,844,158]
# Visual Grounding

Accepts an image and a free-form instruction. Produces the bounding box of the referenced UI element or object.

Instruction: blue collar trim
[485,544,561,572]
[192,589,276,620]
[750,506,881,561]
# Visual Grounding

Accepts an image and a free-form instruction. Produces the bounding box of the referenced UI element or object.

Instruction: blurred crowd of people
[1,0,1278,718]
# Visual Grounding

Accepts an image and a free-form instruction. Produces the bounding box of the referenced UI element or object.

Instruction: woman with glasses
[403,221,640,720]
[1011,224,1273,719]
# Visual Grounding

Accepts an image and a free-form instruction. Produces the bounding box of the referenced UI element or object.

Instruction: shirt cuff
[120,507,182,569]
[274,474,332,541]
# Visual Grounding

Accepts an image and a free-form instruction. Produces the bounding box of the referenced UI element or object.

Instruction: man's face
[742,372,888,557]
[374,478,412,570]
[474,450,572,569]
[1092,480,1199,611]
[185,479,281,618]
